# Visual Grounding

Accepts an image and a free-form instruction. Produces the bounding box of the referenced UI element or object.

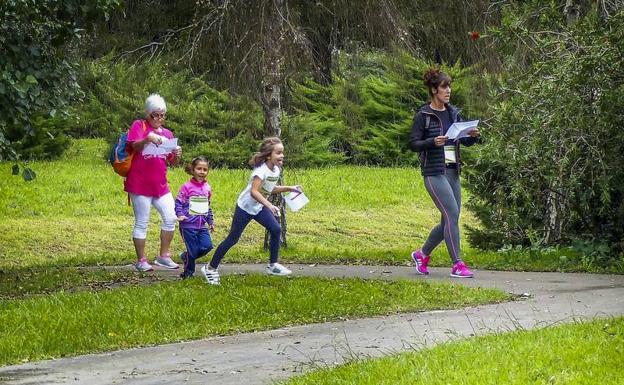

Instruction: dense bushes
[0,0,119,170]
[290,52,481,166]
[72,58,264,167]
[3,115,71,160]
[17,50,480,171]
[464,3,624,259]
[68,52,477,168]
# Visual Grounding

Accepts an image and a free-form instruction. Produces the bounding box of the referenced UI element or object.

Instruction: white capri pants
[130,192,177,239]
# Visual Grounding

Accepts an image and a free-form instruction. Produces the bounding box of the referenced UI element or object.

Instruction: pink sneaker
[450,261,474,278]
[411,250,430,275]
[154,255,179,269]
[135,257,153,272]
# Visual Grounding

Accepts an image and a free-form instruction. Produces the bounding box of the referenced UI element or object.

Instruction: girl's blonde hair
[249,137,282,168]
[185,156,209,175]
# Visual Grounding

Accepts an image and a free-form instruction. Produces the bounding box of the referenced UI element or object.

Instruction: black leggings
[209,205,281,269]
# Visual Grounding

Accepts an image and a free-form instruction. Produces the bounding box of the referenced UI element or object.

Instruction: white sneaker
[201,264,220,285]
[266,262,292,276]
[154,255,179,269]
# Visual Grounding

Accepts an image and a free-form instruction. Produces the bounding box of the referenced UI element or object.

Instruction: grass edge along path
[0,274,508,366]
[282,316,624,385]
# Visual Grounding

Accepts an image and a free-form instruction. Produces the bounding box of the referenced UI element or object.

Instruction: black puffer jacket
[408,103,478,176]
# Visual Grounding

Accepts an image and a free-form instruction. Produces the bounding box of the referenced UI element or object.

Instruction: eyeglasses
[150,112,166,119]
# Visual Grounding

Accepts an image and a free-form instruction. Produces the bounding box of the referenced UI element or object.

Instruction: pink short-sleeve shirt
[124,119,174,197]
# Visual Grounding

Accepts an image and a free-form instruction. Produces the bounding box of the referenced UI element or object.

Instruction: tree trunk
[311,28,333,85]
[544,159,567,245]
[261,81,282,137]
[564,0,581,24]
[262,0,287,249]
[260,0,285,137]
[544,185,564,244]
[564,0,593,24]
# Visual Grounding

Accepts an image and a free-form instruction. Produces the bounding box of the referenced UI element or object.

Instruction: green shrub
[465,4,624,260]
[71,57,265,165]
[0,0,119,162]
[289,51,478,166]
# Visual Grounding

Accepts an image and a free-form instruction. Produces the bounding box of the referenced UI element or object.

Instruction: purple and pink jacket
[175,178,214,229]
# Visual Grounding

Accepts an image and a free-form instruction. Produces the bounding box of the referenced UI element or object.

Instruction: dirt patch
[0,267,169,300]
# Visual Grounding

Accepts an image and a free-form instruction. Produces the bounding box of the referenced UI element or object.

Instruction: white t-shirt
[237,163,281,215]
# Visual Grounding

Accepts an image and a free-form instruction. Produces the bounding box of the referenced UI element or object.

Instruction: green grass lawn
[0,274,507,366]
[2,139,614,272]
[282,317,624,385]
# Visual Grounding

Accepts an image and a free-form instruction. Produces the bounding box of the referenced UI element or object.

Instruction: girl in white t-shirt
[201,137,302,285]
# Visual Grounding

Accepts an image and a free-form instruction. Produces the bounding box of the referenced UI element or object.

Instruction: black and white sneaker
[201,264,220,285]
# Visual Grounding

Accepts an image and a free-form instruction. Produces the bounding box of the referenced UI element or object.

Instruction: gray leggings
[421,169,462,264]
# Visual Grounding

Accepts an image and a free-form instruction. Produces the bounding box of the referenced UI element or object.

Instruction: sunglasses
[150,112,166,119]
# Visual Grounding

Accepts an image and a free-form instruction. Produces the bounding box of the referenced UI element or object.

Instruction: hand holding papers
[446,120,479,141]
[142,137,178,156]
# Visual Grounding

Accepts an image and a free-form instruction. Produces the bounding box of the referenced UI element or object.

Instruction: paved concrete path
[1,264,623,385]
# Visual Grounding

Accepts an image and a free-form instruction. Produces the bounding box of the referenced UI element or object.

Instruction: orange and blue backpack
[109,120,147,177]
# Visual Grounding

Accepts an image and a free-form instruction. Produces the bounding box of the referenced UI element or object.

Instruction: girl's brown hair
[185,156,210,175]
[249,137,282,168]
[423,68,452,97]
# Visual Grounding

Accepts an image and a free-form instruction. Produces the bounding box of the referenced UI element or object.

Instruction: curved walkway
[1,264,623,385]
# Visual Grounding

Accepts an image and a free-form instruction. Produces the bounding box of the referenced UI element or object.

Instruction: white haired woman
[125,94,182,271]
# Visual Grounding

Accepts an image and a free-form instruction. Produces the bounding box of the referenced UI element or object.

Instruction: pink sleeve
[161,128,174,139]
[176,183,190,202]
[127,120,148,142]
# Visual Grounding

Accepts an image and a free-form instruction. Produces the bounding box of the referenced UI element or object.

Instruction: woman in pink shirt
[125,94,182,271]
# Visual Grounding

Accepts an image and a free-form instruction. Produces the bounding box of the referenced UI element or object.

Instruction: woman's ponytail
[423,68,452,97]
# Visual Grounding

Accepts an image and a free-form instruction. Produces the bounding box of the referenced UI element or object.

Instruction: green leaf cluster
[4,114,71,160]
[0,0,120,174]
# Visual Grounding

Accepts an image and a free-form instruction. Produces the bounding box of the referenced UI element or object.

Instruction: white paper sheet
[446,120,479,140]
[283,190,309,212]
[142,137,178,156]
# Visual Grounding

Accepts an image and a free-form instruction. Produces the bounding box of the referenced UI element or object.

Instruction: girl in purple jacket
[175,156,215,279]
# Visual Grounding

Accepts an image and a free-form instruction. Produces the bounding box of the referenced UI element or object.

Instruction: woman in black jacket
[408,68,480,278]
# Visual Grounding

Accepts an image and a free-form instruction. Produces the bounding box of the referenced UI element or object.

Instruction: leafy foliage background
[69,52,476,168]
[465,2,624,259]
[3,0,624,262]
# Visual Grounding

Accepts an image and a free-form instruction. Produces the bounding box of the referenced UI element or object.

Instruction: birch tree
[185,0,414,137]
